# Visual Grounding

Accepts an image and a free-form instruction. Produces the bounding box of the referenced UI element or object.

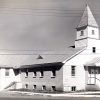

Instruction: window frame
[92,30,95,35]
[40,71,44,78]
[25,84,28,89]
[33,71,37,78]
[71,86,76,91]
[90,69,98,74]
[92,47,96,53]
[71,66,76,76]
[33,85,36,90]
[42,85,46,90]
[51,70,56,78]
[51,86,56,91]
[25,69,28,78]
[80,30,84,36]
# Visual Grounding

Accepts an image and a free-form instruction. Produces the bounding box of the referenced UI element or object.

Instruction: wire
[0,48,99,51]
[0,6,100,18]
[0,53,82,55]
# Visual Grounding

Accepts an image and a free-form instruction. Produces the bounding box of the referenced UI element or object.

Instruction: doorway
[89,68,98,84]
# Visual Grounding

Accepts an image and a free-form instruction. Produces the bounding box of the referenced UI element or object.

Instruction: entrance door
[90,68,98,84]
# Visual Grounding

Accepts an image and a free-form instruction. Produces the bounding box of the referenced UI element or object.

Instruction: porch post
[85,66,88,89]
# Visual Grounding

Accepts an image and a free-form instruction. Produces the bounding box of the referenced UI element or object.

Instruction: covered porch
[84,57,100,90]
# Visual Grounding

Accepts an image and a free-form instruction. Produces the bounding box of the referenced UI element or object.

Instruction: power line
[0,6,100,17]
[0,48,100,51]
[0,11,100,18]
[0,53,100,55]
[0,6,100,11]
[0,7,100,12]
[0,7,100,13]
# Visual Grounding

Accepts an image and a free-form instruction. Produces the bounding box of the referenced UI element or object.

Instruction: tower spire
[77,4,98,29]
[85,0,88,6]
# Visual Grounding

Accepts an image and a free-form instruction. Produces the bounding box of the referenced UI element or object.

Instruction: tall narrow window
[92,30,95,35]
[92,47,96,53]
[40,71,44,78]
[33,72,37,78]
[25,84,28,89]
[51,70,56,78]
[5,69,10,76]
[51,86,56,91]
[25,70,28,78]
[80,30,84,36]
[33,85,36,90]
[42,85,46,90]
[71,66,75,76]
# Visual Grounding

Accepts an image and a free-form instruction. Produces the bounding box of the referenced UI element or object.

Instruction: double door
[89,68,98,84]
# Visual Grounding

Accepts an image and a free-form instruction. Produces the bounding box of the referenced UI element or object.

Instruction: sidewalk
[4,90,100,97]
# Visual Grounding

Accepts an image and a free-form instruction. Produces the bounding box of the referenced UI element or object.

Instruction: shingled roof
[0,47,85,68]
[77,4,98,28]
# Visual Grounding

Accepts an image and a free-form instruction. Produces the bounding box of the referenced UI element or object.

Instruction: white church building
[0,5,100,91]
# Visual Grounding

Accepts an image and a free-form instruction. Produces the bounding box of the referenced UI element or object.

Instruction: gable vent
[37,55,43,59]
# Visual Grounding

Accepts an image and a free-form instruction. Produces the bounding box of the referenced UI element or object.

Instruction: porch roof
[19,62,63,69]
[85,57,100,66]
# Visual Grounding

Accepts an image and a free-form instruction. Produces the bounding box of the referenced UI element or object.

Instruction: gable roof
[77,5,98,28]
[0,47,85,68]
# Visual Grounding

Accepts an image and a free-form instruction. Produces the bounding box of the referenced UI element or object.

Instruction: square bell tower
[75,5,100,48]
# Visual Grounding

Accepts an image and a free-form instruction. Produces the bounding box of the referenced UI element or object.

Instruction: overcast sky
[0,0,100,50]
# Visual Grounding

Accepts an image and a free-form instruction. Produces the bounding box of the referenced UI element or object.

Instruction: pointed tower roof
[77,5,98,28]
